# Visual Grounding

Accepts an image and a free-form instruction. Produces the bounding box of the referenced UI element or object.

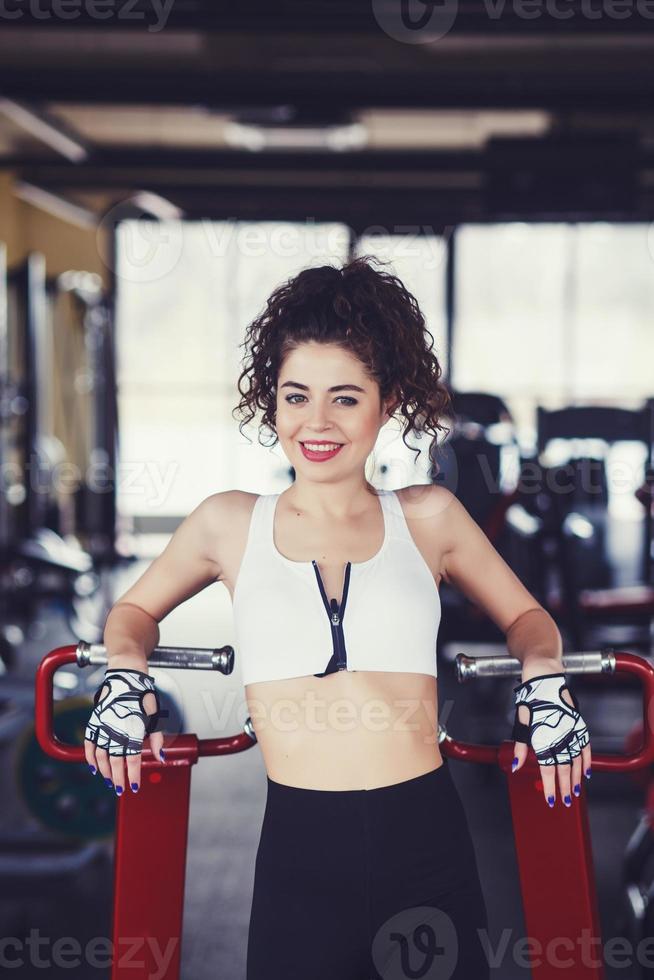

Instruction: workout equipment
[45,269,119,562]
[13,677,184,839]
[535,402,654,651]
[619,721,654,977]
[16,697,117,838]
[36,640,247,980]
[0,250,132,851]
[36,639,653,980]
[456,648,654,979]
[436,390,524,650]
[436,390,519,533]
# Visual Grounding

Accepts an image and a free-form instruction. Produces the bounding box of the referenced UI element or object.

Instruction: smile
[299,442,344,461]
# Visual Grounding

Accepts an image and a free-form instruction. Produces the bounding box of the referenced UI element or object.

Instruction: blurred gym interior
[1,4,654,978]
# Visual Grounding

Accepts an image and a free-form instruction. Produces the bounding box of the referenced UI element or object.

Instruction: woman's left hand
[510,668,592,808]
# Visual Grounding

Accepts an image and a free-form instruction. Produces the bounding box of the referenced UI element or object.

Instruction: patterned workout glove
[84,668,165,757]
[511,672,590,766]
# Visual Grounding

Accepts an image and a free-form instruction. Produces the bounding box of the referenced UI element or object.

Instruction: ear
[383,389,401,420]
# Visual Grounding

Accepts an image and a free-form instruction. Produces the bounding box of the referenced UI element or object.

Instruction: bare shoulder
[202,489,260,579]
[396,484,471,557]
[111,489,261,624]
[203,488,259,522]
[394,484,456,586]
[397,484,543,632]
[395,483,456,526]
[202,489,260,545]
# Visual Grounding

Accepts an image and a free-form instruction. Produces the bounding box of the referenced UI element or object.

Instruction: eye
[284,394,358,406]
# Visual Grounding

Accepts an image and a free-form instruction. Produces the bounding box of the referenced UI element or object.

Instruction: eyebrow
[280,381,366,393]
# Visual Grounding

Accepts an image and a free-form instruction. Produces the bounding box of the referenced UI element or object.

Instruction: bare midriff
[244,668,443,790]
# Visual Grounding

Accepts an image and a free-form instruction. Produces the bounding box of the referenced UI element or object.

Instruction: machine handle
[456,648,615,681]
[76,640,234,672]
[446,648,654,773]
[35,644,256,764]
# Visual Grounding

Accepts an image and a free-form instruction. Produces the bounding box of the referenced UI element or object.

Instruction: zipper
[312,560,351,675]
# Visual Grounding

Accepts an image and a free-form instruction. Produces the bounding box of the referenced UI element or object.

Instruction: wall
[0,169,111,287]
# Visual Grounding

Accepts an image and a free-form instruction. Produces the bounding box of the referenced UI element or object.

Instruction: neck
[284,474,378,520]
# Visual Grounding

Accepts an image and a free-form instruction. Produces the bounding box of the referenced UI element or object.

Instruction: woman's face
[275,341,394,480]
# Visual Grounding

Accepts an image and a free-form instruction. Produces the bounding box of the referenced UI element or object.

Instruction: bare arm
[429,486,587,805]
[103,491,231,668]
[432,485,563,674]
[86,491,233,788]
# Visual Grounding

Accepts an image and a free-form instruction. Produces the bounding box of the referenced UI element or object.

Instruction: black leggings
[246,757,490,979]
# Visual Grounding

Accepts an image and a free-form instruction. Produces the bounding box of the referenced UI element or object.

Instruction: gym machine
[35,642,654,980]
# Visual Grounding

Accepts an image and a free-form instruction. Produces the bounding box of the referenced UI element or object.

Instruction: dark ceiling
[1,1,654,226]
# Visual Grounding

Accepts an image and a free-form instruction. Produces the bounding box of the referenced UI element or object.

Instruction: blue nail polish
[160,750,166,760]
[547,795,555,807]
[512,757,518,769]
[573,784,580,795]
[131,783,139,792]
[104,777,113,787]
[585,767,592,778]
[115,786,123,795]
[88,764,96,774]
[564,794,571,806]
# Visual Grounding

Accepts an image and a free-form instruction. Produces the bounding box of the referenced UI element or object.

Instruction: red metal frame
[35,645,254,980]
[443,651,654,979]
[35,646,654,980]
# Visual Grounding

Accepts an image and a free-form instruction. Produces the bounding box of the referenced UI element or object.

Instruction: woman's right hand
[84,663,166,795]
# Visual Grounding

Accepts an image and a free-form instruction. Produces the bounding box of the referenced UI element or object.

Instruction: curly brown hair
[232,254,452,479]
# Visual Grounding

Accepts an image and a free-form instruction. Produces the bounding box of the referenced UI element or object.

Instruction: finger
[582,741,592,780]
[571,752,583,798]
[148,731,165,764]
[512,705,530,772]
[541,762,557,807]
[84,738,98,774]
[143,690,166,765]
[125,690,157,792]
[512,741,529,772]
[126,752,142,793]
[109,754,126,796]
[557,760,573,808]
[94,746,113,786]
[125,752,144,796]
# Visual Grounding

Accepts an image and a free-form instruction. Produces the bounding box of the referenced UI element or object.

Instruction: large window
[453,222,654,516]
[454,222,654,444]
[115,219,653,530]
[115,220,350,525]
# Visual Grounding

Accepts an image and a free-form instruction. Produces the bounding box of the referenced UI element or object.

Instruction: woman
[84,257,591,980]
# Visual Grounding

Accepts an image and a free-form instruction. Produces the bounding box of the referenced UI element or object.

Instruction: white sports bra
[232,489,441,686]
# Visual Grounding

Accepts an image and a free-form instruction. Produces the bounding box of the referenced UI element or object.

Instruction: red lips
[299,442,344,462]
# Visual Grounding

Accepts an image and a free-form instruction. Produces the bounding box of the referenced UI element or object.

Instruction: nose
[306,404,333,430]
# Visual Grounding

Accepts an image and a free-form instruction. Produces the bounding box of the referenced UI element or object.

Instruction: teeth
[303,443,342,452]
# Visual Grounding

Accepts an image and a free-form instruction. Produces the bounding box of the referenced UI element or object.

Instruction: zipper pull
[330,598,340,626]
